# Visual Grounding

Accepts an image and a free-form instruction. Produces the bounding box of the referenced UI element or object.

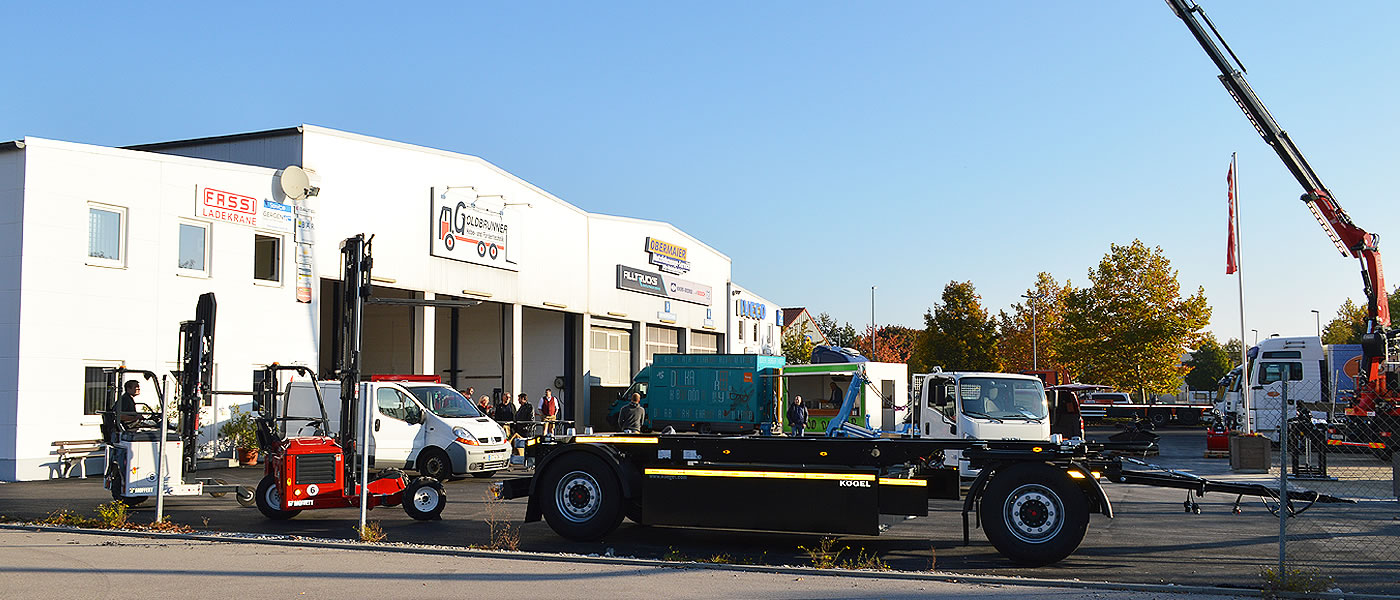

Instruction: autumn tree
[996,272,1069,374]
[855,325,920,366]
[1055,240,1210,394]
[814,312,859,348]
[1322,298,1366,345]
[1184,335,1232,391]
[913,281,1001,372]
[782,322,815,365]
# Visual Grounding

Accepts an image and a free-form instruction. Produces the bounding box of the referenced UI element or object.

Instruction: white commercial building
[0,125,780,481]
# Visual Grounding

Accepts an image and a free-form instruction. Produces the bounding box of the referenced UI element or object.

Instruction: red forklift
[250,234,469,521]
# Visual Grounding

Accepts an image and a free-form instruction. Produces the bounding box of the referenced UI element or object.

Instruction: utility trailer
[496,432,1346,565]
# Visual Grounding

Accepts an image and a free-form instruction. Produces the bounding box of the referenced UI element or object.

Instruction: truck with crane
[1167,0,1399,457]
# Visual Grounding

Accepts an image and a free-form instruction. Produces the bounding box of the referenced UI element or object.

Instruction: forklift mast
[1166,0,1393,399]
[339,234,372,487]
[175,292,216,473]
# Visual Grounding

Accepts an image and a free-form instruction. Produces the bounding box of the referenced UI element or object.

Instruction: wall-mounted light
[461,289,493,298]
[543,301,567,309]
[371,276,396,284]
[607,311,627,318]
[440,185,476,199]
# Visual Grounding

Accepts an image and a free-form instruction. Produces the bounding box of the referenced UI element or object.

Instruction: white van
[286,378,511,479]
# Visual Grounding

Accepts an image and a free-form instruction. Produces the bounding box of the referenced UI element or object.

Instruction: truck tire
[1178,409,1200,426]
[1147,409,1170,427]
[403,478,447,520]
[979,462,1090,566]
[255,474,301,520]
[539,452,623,541]
[417,447,453,481]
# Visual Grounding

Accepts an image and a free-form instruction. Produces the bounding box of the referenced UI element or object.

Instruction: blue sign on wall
[737,299,766,320]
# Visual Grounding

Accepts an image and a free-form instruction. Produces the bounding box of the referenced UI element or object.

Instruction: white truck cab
[287,378,511,479]
[916,371,1053,476]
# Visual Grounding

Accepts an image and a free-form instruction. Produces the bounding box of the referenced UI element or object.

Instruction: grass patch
[356,521,387,543]
[1260,566,1335,599]
[481,489,519,551]
[798,537,845,569]
[96,501,129,528]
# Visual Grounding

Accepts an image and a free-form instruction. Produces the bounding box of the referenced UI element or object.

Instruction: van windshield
[958,377,1048,420]
[408,386,483,419]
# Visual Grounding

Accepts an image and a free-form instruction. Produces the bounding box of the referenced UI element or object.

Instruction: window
[691,332,719,354]
[589,326,632,386]
[1261,351,1302,359]
[738,322,744,341]
[254,234,281,282]
[376,387,422,423]
[83,367,108,415]
[178,223,209,274]
[1258,362,1303,384]
[87,205,126,266]
[753,323,758,341]
[645,326,679,365]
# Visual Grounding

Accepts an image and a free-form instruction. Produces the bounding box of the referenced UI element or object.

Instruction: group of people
[463,386,561,439]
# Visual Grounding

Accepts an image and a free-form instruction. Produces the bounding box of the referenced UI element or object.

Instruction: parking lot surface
[0,427,1394,594]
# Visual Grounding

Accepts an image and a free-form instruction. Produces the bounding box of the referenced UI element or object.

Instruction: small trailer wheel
[255,475,301,520]
[403,478,447,521]
[540,452,623,541]
[208,478,229,498]
[235,486,256,507]
[979,462,1090,566]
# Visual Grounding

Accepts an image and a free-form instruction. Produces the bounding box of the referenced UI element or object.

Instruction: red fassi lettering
[203,188,256,214]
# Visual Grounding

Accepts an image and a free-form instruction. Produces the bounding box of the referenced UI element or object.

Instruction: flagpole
[1233,152,1252,433]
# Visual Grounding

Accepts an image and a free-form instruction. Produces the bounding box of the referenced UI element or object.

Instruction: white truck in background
[285,376,511,480]
[912,371,1055,476]
[1217,336,1362,442]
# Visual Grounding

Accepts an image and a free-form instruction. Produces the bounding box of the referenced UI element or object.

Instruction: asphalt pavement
[0,427,1394,595]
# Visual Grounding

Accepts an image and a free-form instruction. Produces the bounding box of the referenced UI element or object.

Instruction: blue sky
[5,1,1398,345]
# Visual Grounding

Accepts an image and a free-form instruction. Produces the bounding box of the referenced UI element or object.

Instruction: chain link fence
[1262,378,1400,594]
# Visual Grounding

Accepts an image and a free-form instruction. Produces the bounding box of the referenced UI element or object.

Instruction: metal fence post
[1278,379,1288,586]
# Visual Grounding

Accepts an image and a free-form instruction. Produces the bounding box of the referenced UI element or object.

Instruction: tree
[996,273,1069,375]
[782,322,815,365]
[1184,335,1232,391]
[1322,298,1366,345]
[856,325,920,366]
[913,281,1001,372]
[813,312,858,348]
[1055,240,1211,394]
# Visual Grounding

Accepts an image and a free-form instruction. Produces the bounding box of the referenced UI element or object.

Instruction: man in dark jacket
[618,392,645,433]
[787,395,809,437]
[494,395,516,423]
[514,393,535,437]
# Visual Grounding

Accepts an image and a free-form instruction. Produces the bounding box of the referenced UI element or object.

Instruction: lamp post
[1311,309,1321,338]
[1021,292,1046,370]
[870,286,877,359]
[1252,329,1258,345]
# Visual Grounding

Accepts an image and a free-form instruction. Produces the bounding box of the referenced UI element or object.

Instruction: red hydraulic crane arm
[1166,0,1390,331]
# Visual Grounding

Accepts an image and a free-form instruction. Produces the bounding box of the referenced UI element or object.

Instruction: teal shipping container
[611,354,787,433]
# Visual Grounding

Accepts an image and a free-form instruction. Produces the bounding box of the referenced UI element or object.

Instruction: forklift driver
[116,380,145,427]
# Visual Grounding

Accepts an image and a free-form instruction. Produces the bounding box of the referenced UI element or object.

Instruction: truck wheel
[417,448,453,481]
[1147,409,1170,427]
[980,462,1090,566]
[540,452,623,541]
[255,474,301,520]
[403,478,447,521]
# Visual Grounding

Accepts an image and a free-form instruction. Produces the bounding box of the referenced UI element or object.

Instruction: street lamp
[1251,329,1258,345]
[870,286,877,359]
[1311,309,1321,338]
[1021,292,1046,370]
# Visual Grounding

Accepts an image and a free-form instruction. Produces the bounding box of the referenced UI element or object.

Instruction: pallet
[1203,450,1230,459]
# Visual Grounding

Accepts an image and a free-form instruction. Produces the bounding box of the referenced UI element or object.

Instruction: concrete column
[575,313,591,429]
[414,292,435,376]
[678,327,690,354]
[631,320,645,375]
[504,303,523,400]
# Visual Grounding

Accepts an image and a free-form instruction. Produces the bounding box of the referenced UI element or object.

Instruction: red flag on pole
[1226,162,1238,275]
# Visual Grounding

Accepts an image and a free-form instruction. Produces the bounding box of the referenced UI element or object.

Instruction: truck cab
[917,371,1052,476]
[286,377,511,480]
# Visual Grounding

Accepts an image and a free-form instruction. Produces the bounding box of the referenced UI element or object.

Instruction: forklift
[250,234,455,521]
[100,293,251,506]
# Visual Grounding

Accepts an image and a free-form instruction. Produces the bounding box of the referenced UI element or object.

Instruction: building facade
[0,125,781,480]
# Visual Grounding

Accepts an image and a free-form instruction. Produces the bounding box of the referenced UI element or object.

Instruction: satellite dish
[280,166,312,200]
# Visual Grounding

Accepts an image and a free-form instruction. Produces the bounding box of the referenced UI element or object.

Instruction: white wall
[6,139,318,480]
[728,284,781,355]
[585,214,729,331]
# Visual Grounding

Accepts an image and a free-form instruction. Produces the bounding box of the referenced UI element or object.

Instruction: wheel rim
[425,454,445,478]
[265,482,283,509]
[1003,483,1065,544]
[412,486,441,511]
[555,470,602,523]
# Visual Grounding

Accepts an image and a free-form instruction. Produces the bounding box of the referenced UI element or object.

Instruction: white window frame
[253,232,283,286]
[81,359,125,425]
[86,203,127,269]
[176,220,211,277]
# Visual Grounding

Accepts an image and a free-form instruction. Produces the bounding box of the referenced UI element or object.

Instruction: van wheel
[403,478,446,521]
[255,475,300,520]
[540,452,623,541]
[417,448,453,481]
[980,462,1089,566]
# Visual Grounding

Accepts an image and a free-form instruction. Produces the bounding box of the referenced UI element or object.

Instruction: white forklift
[100,293,252,507]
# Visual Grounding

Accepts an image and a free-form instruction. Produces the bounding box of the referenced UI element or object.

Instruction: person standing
[514,393,535,439]
[494,394,516,423]
[477,394,493,417]
[619,392,645,433]
[539,389,559,435]
[787,395,809,437]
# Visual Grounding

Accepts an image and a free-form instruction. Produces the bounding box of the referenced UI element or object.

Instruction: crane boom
[1165,0,1390,338]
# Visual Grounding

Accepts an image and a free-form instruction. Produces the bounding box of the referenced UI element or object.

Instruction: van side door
[370,384,423,467]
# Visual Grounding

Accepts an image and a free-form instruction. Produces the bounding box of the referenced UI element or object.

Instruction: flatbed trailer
[496,433,1345,565]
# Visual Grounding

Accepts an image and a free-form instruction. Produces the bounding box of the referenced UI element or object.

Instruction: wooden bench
[52,439,105,478]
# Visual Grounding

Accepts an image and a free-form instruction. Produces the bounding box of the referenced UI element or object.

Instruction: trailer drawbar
[495,433,1347,565]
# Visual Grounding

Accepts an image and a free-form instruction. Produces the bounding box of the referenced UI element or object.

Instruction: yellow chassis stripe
[877,478,927,487]
[1326,439,1386,449]
[574,436,659,444]
[645,468,875,481]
